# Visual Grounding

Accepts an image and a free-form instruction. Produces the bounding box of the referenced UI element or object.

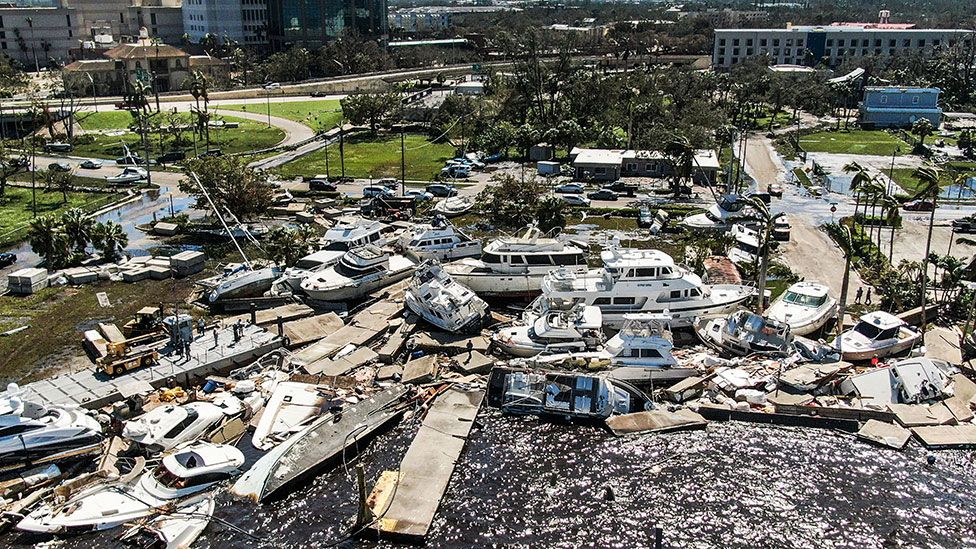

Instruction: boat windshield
[294,258,325,270]
[853,321,883,339]
[323,241,351,252]
[783,291,826,308]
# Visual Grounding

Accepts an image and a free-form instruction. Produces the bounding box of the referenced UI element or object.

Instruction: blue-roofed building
[859,87,942,129]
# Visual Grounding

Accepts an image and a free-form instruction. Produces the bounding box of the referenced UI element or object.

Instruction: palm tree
[28,214,70,268]
[912,118,934,148]
[880,193,901,263]
[60,208,94,253]
[843,161,872,220]
[664,134,695,198]
[91,221,128,262]
[834,225,856,352]
[912,166,942,329]
[746,196,785,314]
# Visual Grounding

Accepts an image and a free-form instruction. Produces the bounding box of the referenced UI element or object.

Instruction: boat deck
[9,324,282,410]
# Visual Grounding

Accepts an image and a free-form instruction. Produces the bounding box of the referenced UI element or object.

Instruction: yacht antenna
[189,171,251,267]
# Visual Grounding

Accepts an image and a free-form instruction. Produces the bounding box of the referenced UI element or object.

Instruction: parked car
[47,162,71,172]
[0,252,15,267]
[377,177,399,189]
[587,188,619,201]
[440,165,470,178]
[116,155,144,165]
[156,151,186,164]
[363,186,394,198]
[80,159,103,169]
[404,189,434,202]
[199,149,223,158]
[768,183,784,198]
[310,90,328,97]
[264,82,281,90]
[554,183,585,194]
[309,178,336,192]
[43,142,72,153]
[559,194,591,207]
[903,199,936,212]
[426,184,458,198]
[605,180,638,196]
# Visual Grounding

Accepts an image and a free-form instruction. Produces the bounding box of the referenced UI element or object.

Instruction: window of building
[903,39,910,47]
[912,96,920,104]
[826,39,833,46]
[889,39,896,47]
[719,38,726,46]
[733,48,740,55]
[746,38,753,46]
[760,38,767,46]
[796,39,803,48]
[874,39,881,47]
[772,38,779,46]
[786,38,793,46]
[880,95,887,104]
[732,38,739,46]
[746,48,753,56]
[838,39,845,47]
[861,39,869,47]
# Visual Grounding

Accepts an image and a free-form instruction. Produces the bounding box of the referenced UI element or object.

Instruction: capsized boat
[251,382,330,450]
[404,259,488,333]
[0,407,103,472]
[445,226,587,298]
[681,194,756,231]
[208,265,282,303]
[232,386,409,502]
[397,215,482,262]
[432,195,475,217]
[0,382,48,417]
[122,396,241,453]
[695,309,793,357]
[492,304,604,358]
[486,366,651,420]
[765,282,837,336]
[831,311,922,361]
[727,223,760,266]
[17,442,244,534]
[118,492,214,549]
[300,245,416,303]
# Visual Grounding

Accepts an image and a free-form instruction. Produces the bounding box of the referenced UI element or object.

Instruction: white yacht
[445,227,588,298]
[766,282,837,336]
[398,215,482,262]
[0,407,103,471]
[119,492,214,549]
[433,195,475,217]
[122,396,241,453]
[695,309,793,357]
[493,303,604,358]
[18,442,244,534]
[405,260,488,333]
[538,247,754,328]
[271,219,387,295]
[300,246,416,302]
[831,311,922,361]
[727,223,761,266]
[208,265,282,303]
[681,194,756,231]
[487,367,652,420]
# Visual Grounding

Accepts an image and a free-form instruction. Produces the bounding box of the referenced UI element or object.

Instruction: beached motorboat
[118,492,214,549]
[727,223,760,266]
[765,282,837,336]
[831,311,922,361]
[105,167,146,185]
[445,227,587,298]
[0,383,47,418]
[432,196,475,217]
[493,304,603,358]
[17,442,244,534]
[208,265,282,303]
[486,366,651,420]
[232,386,409,503]
[251,382,330,450]
[0,407,102,472]
[681,194,757,231]
[539,247,754,328]
[695,309,793,357]
[404,260,488,333]
[398,215,482,262]
[271,219,388,295]
[300,246,416,303]
[122,396,241,453]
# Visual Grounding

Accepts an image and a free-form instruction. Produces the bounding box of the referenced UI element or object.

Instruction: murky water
[10,413,976,549]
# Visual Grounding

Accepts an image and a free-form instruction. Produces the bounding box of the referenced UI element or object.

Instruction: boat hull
[404,292,484,334]
[303,265,414,303]
[447,271,546,298]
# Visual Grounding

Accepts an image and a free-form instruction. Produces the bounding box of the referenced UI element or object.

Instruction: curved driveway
[211,109,316,147]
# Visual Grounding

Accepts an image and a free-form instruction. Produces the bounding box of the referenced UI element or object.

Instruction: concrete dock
[9,324,282,410]
[370,386,484,541]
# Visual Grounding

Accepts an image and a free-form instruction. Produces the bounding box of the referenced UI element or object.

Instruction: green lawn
[71,114,285,159]
[890,165,976,195]
[76,111,137,131]
[799,130,911,156]
[275,132,455,181]
[792,167,813,189]
[0,186,121,247]
[218,100,343,132]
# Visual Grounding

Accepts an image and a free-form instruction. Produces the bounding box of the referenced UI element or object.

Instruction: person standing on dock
[855,287,863,304]
[865,287,873,306]
[213,328,219,349]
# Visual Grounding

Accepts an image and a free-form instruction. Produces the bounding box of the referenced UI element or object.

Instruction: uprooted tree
[179,156,273,221]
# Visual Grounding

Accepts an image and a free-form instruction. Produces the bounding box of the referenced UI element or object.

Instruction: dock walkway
[10,324,281,409]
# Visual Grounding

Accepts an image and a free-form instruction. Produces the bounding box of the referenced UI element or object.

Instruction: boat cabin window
[689,288,701,297]
[783,291,827,307]
[737,242,760,255]
[510,255,526,264]
[153,464,184,488]
[670,290,681,299]
[295,258,325,270]
[163,408,200,440]
[553,253,585,266]
[876,327,898,340]
[630,348,663,358]
[594,297,611,305]
[483,252,502,264]
[634,268,657,277]
[185,471,233,488]
[323,241,351,252]
[613,297,636,305]
[0,423,43,437]
[853,321,885,339]
[527,255,552,265]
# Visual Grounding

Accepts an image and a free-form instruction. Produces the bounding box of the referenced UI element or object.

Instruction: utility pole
[324,138,330,180]
[29,106,37,217]
[265,88,271,128]
[27,17,39,73]
[339,122,346,180]
[400,126,406,195]
[86,72,98,113]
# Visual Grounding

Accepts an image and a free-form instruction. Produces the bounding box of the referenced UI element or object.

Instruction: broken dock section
[367,386,484,542]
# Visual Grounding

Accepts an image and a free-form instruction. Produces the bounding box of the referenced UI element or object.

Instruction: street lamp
[887,146,900,194]
[85,72,97,113]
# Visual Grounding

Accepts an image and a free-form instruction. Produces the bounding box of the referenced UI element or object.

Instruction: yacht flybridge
[0,407,103,472]
[398,215,482,262]
[539,247,754,328]
[445,226,587,298]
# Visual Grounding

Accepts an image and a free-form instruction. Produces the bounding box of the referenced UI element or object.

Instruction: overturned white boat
[432,195,475,217]
[493,303,603,358]
[118,491,215,549]
[831,311,922,362]
[251,382,329,450]
[18,442,244,534]
[398,215,481,262]
[696,309,793,357]
[681,194,756,231]
[300,245,416,303]
[766,282,837,336]
[727,223,760,267]
[0,407,103,472]
[405,260,488,333]
[122,395,241,453]
[208,265,282,303]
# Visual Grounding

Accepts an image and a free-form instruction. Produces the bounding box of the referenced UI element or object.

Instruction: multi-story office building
[0,0,80,69]
[266,0,386,50]
[713,18,973,69]
[183,0,268,46]
[130,0,185,46]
